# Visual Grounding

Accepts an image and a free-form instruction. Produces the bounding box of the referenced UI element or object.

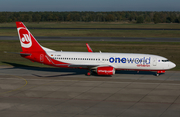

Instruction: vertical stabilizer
[16,22,44,53]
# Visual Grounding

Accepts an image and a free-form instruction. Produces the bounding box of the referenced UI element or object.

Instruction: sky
[1,0,180,11]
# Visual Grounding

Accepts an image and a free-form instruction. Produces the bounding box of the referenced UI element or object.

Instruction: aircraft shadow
[2,62,159,76]
[2,62,88,76]
[115,70,158,76]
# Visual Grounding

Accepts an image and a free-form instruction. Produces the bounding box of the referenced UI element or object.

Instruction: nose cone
[169,62,176,69]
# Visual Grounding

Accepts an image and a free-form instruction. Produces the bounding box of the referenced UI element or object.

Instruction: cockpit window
[162,60,169,62]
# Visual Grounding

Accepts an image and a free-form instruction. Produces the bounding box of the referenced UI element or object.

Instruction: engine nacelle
[96,66,115,75]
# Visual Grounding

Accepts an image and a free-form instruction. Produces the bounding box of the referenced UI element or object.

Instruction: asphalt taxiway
[0,66,180,117]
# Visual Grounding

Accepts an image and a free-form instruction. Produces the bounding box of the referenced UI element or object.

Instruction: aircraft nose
[169,62,176,69]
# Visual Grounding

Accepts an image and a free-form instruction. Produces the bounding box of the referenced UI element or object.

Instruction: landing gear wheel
[156,73,159,76]
[87,72,91,76]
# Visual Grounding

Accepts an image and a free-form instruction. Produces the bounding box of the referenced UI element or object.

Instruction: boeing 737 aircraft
[16,22,176,76]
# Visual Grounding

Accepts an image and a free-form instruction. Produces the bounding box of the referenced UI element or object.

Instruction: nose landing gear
[156,73,159,76]
[156,70,166,76]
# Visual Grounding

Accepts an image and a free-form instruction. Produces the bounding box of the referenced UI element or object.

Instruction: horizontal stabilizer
[4,51,31,56]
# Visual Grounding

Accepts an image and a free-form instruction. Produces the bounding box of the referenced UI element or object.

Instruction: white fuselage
[46,51,176,71]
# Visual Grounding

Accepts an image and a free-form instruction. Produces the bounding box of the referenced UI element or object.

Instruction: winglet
[86,43,93,52]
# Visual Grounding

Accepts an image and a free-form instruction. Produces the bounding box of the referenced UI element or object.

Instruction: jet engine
[96,66,115,75]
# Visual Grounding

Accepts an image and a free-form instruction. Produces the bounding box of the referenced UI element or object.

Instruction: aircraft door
[40,54,44,62]
[152,58,157,66]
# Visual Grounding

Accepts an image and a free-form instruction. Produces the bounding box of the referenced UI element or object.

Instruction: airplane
[16,21,176,76]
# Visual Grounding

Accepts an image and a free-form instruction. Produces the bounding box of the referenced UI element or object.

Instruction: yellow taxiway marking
[0,73,28,95]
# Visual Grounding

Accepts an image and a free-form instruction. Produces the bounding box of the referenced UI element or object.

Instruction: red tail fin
[16,22,44,53]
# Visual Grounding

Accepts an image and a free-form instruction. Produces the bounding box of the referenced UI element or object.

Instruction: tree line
[0,11,180,23]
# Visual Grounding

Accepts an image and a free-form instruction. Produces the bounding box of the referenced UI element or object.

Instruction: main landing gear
[86,70,91,76]
[87,72,91,76]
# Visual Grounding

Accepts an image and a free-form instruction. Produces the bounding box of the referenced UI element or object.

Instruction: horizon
[1,10,180,12]
[1,0,180,12]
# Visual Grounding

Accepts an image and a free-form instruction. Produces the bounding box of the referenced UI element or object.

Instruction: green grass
[0,22,180,37]
[0,40,179,71]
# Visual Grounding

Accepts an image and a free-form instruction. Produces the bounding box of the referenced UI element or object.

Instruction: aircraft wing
[68,64,110,68]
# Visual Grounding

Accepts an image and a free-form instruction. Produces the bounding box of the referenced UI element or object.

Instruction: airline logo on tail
[18,27,32,48]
